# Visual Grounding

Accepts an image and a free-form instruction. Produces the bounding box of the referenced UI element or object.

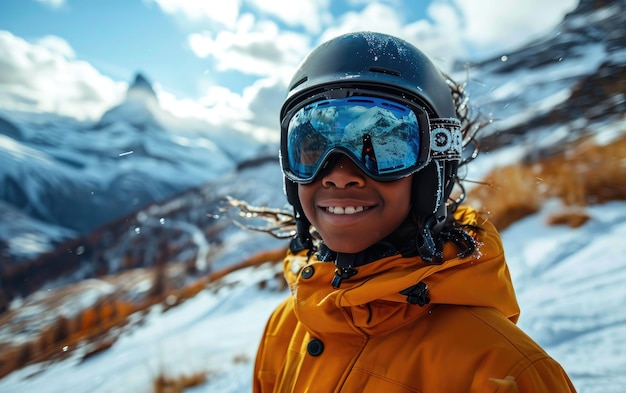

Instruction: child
[250,31,577,392]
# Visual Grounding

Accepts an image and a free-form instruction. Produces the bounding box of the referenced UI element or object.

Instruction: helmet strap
[289,206,314,254]
[414,160,450,263]
[432,160,450,233]
[416,215,444,264]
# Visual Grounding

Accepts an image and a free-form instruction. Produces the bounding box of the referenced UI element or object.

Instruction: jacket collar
[316,236,416,266]
[283,207,521,336]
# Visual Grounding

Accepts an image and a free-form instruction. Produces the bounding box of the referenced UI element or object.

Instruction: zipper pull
[331,253,358,288]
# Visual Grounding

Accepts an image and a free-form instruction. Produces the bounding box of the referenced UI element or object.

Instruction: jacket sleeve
[505,357,578,393]
[253,311,273,393]
[253,297,296,393]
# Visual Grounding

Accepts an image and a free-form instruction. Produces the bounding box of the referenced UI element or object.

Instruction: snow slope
[0,199,624,393]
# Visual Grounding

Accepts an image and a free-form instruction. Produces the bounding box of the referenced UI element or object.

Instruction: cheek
[387,178,413,208]
[385,188,412,225]
[383,179,413,225]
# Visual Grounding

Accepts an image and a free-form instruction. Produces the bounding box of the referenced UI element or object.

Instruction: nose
[321,155,366,189]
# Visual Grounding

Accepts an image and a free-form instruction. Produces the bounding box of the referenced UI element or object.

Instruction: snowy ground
[503,200,626,393]
[0,199,625,393]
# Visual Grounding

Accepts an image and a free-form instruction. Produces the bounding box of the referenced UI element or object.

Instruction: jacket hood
[282,206,520,336]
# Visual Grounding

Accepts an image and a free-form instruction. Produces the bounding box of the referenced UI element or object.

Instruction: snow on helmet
[280,31,464,246]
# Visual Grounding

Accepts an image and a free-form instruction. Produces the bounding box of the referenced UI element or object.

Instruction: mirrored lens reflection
[287,97,422,181]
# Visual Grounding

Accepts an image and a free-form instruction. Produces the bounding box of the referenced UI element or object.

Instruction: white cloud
[448,0,579,56]
[36,35,76,59]
[158,77,284,143]
[402,2,466,69]
[146,0,331,33]
[144,0,242,28]
[188,14,310,80]
[35,0,65,9]
[315,3,463,71]
[318,3,407,44]
[245,0,332,33]
[0,31,125,120]
[245,77,286,135]
[315,0,577,70]
[158,85,249,122]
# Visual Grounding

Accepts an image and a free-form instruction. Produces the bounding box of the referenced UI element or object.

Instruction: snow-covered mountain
[0,71,283,310]
[0,73,269,254]
[456,0,626,153]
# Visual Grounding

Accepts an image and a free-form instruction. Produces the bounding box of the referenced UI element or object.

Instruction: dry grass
[151,352,251,392]
[466,129,626,230]
[0,246,287,379]
[153,371,208,393]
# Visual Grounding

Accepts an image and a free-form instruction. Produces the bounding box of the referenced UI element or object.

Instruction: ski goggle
[280,95,462,184]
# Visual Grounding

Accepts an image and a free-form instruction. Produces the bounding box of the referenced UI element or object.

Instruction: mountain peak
[95,72,163,130]
[126,72,157,102]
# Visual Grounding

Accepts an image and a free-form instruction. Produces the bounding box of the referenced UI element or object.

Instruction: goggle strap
[430,118,462,161]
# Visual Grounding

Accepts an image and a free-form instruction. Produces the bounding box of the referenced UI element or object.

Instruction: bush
[467,130,626,230]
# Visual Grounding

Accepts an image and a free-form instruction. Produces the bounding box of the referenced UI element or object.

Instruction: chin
[323,240,372,254]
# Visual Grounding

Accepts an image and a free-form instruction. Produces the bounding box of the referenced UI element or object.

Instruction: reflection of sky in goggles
[283,96,434,183]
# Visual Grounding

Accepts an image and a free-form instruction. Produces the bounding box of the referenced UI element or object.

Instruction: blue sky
[0,0,578,141]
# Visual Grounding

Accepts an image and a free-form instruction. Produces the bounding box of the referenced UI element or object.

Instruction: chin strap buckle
[290,214,313,253]
[290,235,312,253]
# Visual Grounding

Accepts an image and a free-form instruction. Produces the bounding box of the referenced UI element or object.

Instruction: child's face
[298,155,412,254]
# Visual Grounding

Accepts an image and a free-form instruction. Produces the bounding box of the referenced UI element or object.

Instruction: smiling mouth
[325,206,370,215]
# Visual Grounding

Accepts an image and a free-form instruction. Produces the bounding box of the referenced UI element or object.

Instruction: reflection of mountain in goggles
[283,96,461,183]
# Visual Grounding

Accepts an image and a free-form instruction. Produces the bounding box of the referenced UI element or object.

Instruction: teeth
[327,206,365,215]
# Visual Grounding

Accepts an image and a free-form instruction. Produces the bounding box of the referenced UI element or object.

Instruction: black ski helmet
[280,31,462,238]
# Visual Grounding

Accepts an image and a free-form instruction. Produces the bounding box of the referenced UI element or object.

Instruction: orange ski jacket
[253,206,577,392]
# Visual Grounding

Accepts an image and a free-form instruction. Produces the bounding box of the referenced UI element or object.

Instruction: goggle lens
[285,96,428,183]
